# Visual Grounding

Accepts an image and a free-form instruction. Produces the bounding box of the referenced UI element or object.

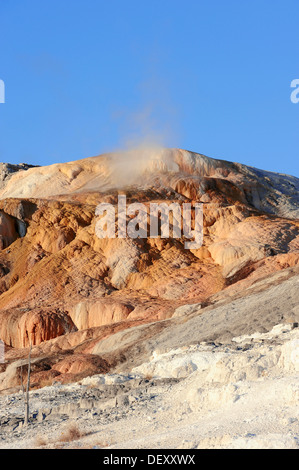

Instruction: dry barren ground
[0,321,298,450]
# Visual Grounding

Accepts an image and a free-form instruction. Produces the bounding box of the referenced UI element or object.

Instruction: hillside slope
[0,148,298,395]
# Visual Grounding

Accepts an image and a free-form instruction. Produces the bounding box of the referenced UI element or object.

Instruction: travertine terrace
[0,148,298,448]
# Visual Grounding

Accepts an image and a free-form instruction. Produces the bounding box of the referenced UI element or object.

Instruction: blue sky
[0,0,298,176]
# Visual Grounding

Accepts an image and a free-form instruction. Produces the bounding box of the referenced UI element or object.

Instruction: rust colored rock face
[0,308,77,348]
[0,148,298,391]
[0,212,18,249]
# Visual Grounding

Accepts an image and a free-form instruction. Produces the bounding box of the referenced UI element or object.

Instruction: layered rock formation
[0,148,298,391]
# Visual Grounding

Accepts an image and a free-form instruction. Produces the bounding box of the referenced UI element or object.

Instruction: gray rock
[116,394,130,407]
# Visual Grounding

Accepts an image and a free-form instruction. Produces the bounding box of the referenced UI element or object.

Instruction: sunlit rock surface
[0,148,298,390]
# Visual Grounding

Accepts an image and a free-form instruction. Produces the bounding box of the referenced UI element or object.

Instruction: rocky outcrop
[0,212,19,250]
[68,301,135,330]
[0,308,76,348]
[0,148,297,391]
[0,148,297,218]
[0,163,38,188]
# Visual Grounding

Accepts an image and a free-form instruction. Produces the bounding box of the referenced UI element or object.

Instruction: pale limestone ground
[0,323,298,450]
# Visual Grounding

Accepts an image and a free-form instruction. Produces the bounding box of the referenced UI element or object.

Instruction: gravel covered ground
[0,323,298,450]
